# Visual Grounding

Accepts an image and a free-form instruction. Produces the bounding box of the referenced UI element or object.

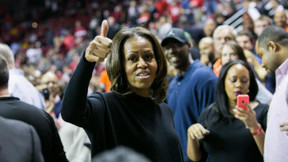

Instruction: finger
[189,131,195,140]
[92,39,112,52]
[194,125,205,139]
[95,36,112,47]
[233,108,239,113]
[100,20,109,37]
[235,106,245,112]
[233,108,243,115]
[92,48,110,58]
[188,126,197,140]
[86,54,100,62]
[280,127,288,132]
[234,112,246,120]
[235,115,246,121]
[197,124,210,135]
[242,102,251,111]
[280,121,288,127]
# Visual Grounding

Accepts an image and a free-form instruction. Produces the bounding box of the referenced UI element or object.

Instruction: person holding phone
[187,60,268,162]
[61,20,183,162]
[220,41,272,105]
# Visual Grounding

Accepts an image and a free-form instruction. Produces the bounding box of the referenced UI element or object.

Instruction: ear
[267,41,280,53]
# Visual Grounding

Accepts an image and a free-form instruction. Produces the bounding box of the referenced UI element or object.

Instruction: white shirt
[264,59,288,162]
[8,69,45,109]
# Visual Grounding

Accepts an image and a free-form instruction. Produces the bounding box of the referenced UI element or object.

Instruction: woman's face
[123,36,158,97]
[225,64,250,102]
[221,45,239,65]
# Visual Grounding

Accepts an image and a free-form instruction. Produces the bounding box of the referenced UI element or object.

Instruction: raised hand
[85,20,112,63]
[188,123,210,140]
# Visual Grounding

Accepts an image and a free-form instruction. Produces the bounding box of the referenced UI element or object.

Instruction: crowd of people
[1,0,288,161]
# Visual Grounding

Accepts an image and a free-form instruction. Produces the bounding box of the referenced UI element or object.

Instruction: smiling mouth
[136,72,150,79]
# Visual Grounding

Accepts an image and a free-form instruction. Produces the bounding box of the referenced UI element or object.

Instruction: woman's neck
[228,100,236,115]
[131,88,151,98]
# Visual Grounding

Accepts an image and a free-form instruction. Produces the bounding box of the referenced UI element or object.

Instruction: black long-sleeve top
[0,97,68,162]
[61,54,184,162]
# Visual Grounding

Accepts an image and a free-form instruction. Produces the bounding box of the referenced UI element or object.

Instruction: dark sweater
[0,97,68,162]
[198,103,268,162]
[61,54,184,162]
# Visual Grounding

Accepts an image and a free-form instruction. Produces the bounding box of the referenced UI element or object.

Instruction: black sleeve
[258,104,269,131]
[61,51,97,127]
[30,126,44,162]
[43,112,69,162]
[198,106,210,162]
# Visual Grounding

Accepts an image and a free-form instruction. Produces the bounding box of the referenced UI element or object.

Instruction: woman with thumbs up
[61,20,184,162]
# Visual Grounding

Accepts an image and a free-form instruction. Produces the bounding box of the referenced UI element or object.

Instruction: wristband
[251,124,262,136]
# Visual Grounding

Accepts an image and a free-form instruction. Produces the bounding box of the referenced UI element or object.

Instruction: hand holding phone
[237,94,249,110]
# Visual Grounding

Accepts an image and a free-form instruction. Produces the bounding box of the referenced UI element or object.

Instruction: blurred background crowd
[0,0,287,97]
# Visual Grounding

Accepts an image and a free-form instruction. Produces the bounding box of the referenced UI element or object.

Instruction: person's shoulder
[9,71,30,82]
[158,102,174,115]
[13,99,43,112]
[199,103,217,123]
[189,61,217,81]
[194,61,216,75]
[0,116,33,131]
[88,92,123,106]
[9,100,53,122]
[202,103,217,115]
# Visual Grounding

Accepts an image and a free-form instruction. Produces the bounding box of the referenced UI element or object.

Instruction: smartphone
[237,94,249,110]
[42,88,50,100]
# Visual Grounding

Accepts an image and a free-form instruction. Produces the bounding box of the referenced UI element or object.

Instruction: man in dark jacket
[0,55,68,162]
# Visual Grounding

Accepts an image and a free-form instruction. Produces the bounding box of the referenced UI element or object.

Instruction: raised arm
[61,20,112,126]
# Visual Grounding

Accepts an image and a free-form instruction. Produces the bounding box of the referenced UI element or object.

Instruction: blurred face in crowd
[40,72,59,97]
[199,38,214,65]
[204,19,216,37]
[225,64,250,102]
[124,36,158,97]
[254,20,270,36]
[163,39,190,72]
[274,10,287,28]
[221,44,239,65]
[213,28,235,58]
[236,35,253,51]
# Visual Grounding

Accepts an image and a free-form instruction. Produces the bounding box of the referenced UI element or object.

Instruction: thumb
[100,20,109,37]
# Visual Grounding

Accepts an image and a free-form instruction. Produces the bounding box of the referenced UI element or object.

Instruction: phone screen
[42,88,50,100]
[237,94,249,110]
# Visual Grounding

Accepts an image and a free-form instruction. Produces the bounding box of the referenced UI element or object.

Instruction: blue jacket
[167,60,217,162]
